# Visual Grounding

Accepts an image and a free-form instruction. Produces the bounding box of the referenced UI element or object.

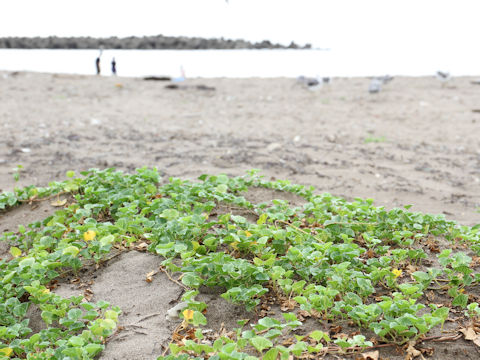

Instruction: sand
[1,71,479,225]
[1,71,480,359]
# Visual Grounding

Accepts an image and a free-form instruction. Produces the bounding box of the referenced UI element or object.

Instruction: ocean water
[0,48,478,78]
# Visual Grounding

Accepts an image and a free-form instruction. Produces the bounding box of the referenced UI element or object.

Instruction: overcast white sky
[1,0,479,51]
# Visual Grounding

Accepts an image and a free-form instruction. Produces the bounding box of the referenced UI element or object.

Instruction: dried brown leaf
[297,310,311,321]
[51,198,67,207]
[332,332,348,340]
[425,238,440,253]
[329,325,342,335]
[310,309,322,319]
[84,288,93,301]
[406,264,418,274]
[135,242,148,251]
[420,347,434,356]
[405,342,422,360]
[366,249,375,259]
[426,291,435,302]
[473,337,480,347]
[282,337,295,346]
[460,326,477,340]
[361,350,379,360]
[280,299,297,311]
[185,328,196,340]
[145,270,157,283]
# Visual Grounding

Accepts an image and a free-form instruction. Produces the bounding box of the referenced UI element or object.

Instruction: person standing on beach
[95,57,101,75]
[111,58,117,75]
[95,47,103,75]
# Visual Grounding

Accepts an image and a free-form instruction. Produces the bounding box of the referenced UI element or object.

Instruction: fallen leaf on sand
[358,350,378,360]
[460,326,480,347]
[329,325,342,335]
[145,270,157,283]
[405,342,422,360]
[297,310,311,320]
[419,347,434,356]
[84,288,93,301]
[460,326,477,340]
[406,264,418,274]
[281,337,295,346]
[135,242,148,251]
[51,198,67,207]
[280,299,297,311]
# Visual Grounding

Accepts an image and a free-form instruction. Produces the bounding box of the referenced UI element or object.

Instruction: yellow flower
[83,230,96,242]
[182,309,194,321]
[459,288,465,293]
[392,269,403,278]
[245,231,252,237]
[42,288,50,295]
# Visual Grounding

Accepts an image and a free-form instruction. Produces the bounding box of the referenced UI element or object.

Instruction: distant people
[172,65,186,82]
[111,58,117,75]
[95,57,101,75]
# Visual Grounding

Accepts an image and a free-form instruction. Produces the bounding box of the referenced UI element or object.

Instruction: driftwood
[165,84,215,91]
[143,76,171,81]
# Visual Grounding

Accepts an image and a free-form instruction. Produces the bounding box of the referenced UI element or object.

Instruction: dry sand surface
[1,71,479,225]
[1,71,480,359]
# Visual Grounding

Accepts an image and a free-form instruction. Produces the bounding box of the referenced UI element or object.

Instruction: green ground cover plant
[1,168,479,359]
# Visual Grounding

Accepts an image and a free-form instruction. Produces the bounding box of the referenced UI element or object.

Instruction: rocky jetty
[0,35,311,50]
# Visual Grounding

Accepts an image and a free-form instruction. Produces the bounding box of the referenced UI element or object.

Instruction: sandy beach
[1,71,479,225]
[2,71,480,359]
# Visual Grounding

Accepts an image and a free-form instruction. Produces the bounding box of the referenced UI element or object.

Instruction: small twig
[420,333,462,342]
[325,222,378,226]
[159,266,188,290]
[97,250,125,266]
[228,205,258,215]
[323,342,397,354]
[426,286,448,291]
[136,313,163,323]
[57,249,125,278]
[275,220,324,243]
[124,324,147,330]
[131,329,148,335]
[17,191,69,203]
[105,326,124,342]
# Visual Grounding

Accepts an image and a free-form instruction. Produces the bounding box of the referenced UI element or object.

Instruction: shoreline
[3,70,479,80]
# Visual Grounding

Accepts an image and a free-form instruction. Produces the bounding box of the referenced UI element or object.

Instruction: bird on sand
[297,76,330,91]
[436,71,451,86]
[368,78,382,94]
[378,75,394,84]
